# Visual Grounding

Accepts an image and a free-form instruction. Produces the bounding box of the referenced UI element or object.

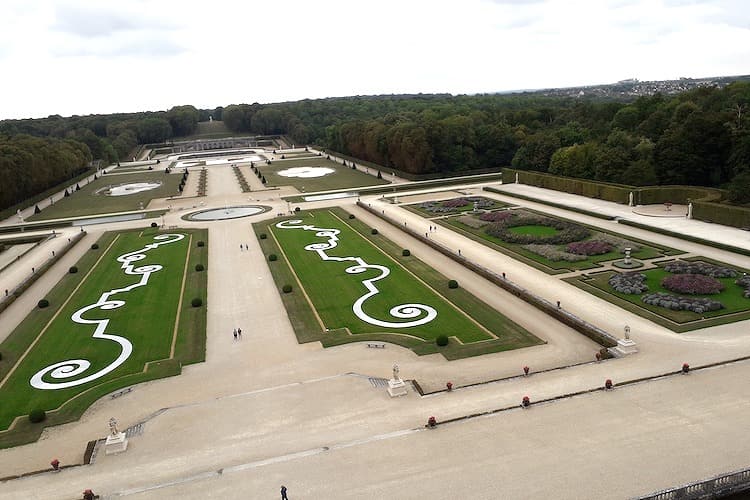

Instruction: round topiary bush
[294,207,301,212]
[348,214,355,219]
[28,409,46,423]
[259,233,268,240]
[195,264,205,272]
[402,249,411,257]
[91,243,99,250]
[150,222,158,228]
[282,284,293,293]
[191,297,202,307]
[436,335,449,346]
[197,241,205,247]
[38,299,49,309]
[371,229,379,235]
[448,280,459,289]
[268,254,278,262]
[69,266,78,274]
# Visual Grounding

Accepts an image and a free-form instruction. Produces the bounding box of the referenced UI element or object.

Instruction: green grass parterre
[256,208,541,359]
[28,172,182,221]
[258,157,389,193]
[0,227,207,447]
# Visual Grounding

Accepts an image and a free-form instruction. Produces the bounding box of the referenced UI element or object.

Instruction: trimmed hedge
[282,284,293,293]
[90,243,99,250]
[191,298,202,307]
[371,229,379,235]
[268,254,278,261]
[69,266,78,274]
[197,241,205,247]
[448,280,459,289]
[28,409,46,423]
[195,264,205,272]
[38,299,49,309]
[402,249,410,256]
[259,233,268,240]
[436,335,449,346]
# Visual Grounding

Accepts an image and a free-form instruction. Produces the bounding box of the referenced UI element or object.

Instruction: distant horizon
[3,72,748,122]
[1,0,748,121]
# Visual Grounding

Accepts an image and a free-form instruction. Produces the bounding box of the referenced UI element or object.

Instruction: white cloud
[0,0,748,119]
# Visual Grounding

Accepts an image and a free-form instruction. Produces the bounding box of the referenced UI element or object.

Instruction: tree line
[3,84,750,211]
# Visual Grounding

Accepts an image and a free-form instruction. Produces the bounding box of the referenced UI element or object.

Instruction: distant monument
[105,417,129,455]
[387,362,408,397]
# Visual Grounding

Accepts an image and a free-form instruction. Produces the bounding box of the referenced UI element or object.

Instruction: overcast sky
[1,0,748,120]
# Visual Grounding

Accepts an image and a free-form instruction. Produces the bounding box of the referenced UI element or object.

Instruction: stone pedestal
[610,338,638,357]
[387,378,408,397]
[105,432,129,455]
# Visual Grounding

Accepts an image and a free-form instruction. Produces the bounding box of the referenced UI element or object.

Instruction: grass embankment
[0,227,207,448]
[255,208,540,359]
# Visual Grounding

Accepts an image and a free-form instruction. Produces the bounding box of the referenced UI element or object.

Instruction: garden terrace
[254,208,541,359]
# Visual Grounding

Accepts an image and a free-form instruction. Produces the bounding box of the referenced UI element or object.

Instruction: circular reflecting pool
[185,205,269,221]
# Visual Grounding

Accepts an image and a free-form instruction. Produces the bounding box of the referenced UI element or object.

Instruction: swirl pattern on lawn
[30,233,185,390]
[276,220,437,328]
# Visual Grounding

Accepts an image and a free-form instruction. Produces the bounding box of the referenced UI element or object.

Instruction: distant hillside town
[526,75,750,100]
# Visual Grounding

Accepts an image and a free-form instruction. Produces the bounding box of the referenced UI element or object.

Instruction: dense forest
[219,84,750,202]
[2,83,750,212]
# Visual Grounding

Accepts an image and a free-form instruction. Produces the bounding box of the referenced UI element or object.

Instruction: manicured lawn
[443,209,682,274]
[256,209,541,359]
[569,261,750,332]
[0,228,207,447]
[258,157,389,193]
[28,171,181,221]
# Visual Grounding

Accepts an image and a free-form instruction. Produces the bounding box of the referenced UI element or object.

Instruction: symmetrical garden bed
[405,196,509,217]
[443,208,681,273]
[569,258,750,332]
[255,208,541,359]
[0,227,207,447]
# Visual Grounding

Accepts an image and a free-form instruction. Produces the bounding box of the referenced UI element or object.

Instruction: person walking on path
[281,485,288,500]
[237,328,242,339]
[233,328,237,341]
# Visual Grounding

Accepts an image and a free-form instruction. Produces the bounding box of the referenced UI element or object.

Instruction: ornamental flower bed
[591,233,642,252]
[642,292,723,314]
[566,240,613,256]
[661,274,724,295]
[736,276,750,298]
[485,214,590,245]
[479,211,514,223]
[442,198,471,208]
[664,260,738,278]
[522,244,587,262]
[609,272,649,294]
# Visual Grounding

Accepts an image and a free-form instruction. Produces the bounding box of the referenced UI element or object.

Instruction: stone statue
[687,202,693,219]
[392,362,400,381]
[515,172,519,184]
[624,325,631,340]
[109,417,119,436]
[628,191,634,207]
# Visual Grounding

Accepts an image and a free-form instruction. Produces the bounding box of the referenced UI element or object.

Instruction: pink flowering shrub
[442,198,470,208]
[566,240,613,256]
[479,211,514,223]
[661,274,724,295]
